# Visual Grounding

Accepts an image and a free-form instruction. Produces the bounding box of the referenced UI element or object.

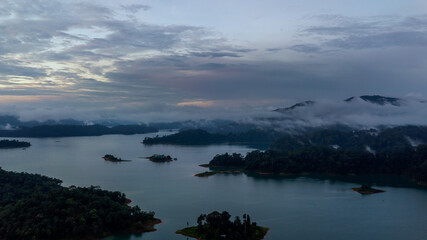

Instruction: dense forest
[103,154,129,162]
[0,124,158,138]
[147,154,175,162]
[176,211,268,240]
[0,139,31,148]
[208,126,427,184]
[142,129,280,146]
[0,168,158,239]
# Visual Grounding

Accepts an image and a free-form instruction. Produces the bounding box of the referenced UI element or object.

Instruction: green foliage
[209,126,427,183]
[148,154,173,162]
[210,153,245,167]
[103,154,123,162]
[0,139,31,148]
[0,168,156,240]
[177,211,268,240]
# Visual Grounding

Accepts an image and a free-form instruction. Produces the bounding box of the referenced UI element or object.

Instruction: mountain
[274,101,315,113]
[275,95,404,113]
[0,115,86,129]
[345,95,401,106]
[268,95,427,130]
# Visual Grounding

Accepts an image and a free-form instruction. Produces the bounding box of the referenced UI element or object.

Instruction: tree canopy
[0,168,157,240]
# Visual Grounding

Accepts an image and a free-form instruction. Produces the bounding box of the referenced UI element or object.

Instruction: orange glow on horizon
[0,95,60,104]
[176,100,215,107]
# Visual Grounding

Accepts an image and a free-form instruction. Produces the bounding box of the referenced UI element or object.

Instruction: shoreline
[176,226,269,240]
[194,166,426,187]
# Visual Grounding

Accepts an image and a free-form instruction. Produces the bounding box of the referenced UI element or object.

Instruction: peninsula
[0,167,160,239]
[195,126,427,185]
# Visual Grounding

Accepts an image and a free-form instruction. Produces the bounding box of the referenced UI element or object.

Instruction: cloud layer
[0,1,426,123]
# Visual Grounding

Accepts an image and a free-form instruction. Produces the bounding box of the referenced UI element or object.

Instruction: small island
[176,211,268,240]
[352,185,385,195]
[0,139,31,149]
[103,154,130,162]
[195,171,218,177]
[147,154,176,162]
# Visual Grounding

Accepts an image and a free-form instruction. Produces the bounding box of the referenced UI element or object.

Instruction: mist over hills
[275,95,406,113]
[269,95,427,130]
[1,95,426,135]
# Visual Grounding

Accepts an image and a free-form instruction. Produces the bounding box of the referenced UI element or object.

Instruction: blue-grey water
[1,131,427,240]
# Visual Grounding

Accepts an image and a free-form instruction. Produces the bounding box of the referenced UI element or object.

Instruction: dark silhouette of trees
[0,124,158,138]
[0,139,31,148]
[0,168,157,239]
[208,126,427,183]
[187,211,267,240]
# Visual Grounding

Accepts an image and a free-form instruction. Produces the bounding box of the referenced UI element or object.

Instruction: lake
[1,131,427,240]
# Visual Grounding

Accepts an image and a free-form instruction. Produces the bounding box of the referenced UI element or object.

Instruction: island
[176,211,268,240]
[103,154,130,162]
[0,139,31,149]
[352,185,385,194]
[147,154,176,162]
[194,171,217,177]
[0,167,160,239]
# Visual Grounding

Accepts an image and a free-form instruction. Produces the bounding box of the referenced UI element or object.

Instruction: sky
[1,0,427,122]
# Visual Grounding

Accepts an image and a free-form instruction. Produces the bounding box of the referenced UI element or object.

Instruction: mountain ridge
[275,95,409,113]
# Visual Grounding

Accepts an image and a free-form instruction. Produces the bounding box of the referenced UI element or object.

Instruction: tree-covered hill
[0,168,159,239]
[207,126,427,184]
[142,129,281,146]
[0,124,158,138]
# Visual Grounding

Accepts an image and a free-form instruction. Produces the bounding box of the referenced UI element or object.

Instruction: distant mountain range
[1,95,425,135]
[0,124,158,138]
[274,95,414,113]
[345,95,401,106]
[0,115,85,129]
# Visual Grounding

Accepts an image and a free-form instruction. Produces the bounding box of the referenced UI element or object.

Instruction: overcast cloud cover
[0,0,427,125]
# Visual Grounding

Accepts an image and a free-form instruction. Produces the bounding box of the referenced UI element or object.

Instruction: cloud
[121,4,151,13]
[288,44,320,53]
[301,15,427,50]
[0,62,46,78]
[1,1,427,125]
[266,48,283,52]
[268,97,427,130]
[190,51,242,58]
[176,100,215,107]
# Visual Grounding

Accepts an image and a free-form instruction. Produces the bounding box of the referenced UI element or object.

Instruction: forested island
[199,126,427,185]
[0,167,159,239]
[0,124,158,138]
[142,129,280,146]
[176,211,268,240]
[352,185,385,194]
[147,154,175,162]
[103,154,130,162]
[0,139,31,148]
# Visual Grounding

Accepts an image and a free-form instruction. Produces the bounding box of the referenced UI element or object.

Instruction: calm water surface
[1,131,427,240]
